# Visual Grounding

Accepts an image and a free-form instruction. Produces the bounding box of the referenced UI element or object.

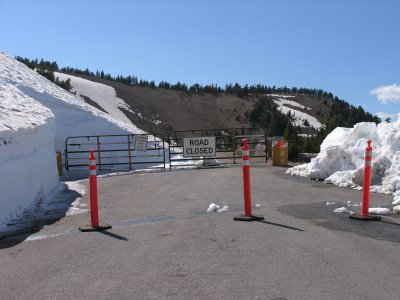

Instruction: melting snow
[217,205,229,212]
[334,207,350,213]
[207,203,229,213]
[207,203,220,212]
[369,207,391,215]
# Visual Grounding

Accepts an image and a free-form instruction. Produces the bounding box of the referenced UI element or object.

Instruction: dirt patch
[80,94,108,114]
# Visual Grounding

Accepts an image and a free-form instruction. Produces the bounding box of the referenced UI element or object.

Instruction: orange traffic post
[349,140,381,221]
[79,149,112,232]
[234,139,264,222]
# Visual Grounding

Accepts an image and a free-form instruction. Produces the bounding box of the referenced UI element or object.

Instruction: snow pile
[0,51,141,230]
[288,116,400,212]
[273,98,323,129]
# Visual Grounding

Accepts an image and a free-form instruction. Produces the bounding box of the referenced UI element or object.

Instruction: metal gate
[167,128,268,169]
[65,134,166,172]
[64,129,268,174]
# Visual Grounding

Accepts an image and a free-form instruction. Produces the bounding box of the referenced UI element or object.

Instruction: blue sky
[0,0,399,120]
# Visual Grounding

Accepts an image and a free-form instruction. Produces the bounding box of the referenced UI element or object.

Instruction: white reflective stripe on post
[242,160,250,166]
[89,169,96,176]
[242,150,249,156]
[365,161,372,167]
[89,160,96,166]
[365,150,372,156]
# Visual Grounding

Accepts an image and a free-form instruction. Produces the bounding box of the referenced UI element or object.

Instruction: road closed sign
[183,136,216,158]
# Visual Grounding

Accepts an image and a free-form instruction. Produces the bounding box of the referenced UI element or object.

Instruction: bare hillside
[62,73,336,136]
[63,73,258,133]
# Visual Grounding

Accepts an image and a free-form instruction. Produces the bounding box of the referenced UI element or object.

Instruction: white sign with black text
[135,135,147,152]
[183,136,216,158]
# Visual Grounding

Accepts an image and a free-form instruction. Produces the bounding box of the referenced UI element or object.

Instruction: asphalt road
[0,165,399,300]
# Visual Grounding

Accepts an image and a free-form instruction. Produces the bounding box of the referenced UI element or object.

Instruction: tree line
[15,56,360,102]
[53,63,338,99]
[15,56,72,92]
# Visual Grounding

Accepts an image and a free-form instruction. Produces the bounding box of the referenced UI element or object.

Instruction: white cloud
[376,112,395,122]
[371,84,400,104]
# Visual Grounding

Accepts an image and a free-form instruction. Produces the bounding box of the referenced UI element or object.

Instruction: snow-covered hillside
[55,72,145,133]
[288,116,400,213]
[0,51,141,229]
[273,98,323,130]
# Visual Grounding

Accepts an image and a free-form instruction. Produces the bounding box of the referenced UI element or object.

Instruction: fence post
[265,133,268,164]
[233,136,237,164]
[79,149,112,232]
[96,136,102,172]
[234,139,264,222]
[56,151,63,176]
[162,136,166,170]
[65,138,70,172]
[127,135,132,171]
[349,140,381,221]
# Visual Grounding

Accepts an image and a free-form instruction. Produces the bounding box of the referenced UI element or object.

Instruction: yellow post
[56,152,63,176]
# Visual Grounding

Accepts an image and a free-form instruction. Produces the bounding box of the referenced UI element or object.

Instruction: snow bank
[0,79,59,229]
[288,116,400,209]
[0,51,143,229]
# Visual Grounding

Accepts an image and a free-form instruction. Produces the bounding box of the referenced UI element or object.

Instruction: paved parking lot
[0,165,399,300]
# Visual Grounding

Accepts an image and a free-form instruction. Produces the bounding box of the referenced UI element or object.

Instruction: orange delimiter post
[361,141,373,217]
[242,139,252,217]
[89,149,99,227]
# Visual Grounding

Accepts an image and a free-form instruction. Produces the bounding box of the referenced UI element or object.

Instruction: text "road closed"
[183,136,216,158]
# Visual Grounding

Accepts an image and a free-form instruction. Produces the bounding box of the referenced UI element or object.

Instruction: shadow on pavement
[380,217,400,227]
[99,230,128,241]
[257,220,304,232]
[0,184,83,249]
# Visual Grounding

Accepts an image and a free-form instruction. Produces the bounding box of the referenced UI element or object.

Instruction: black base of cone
[79,224,112,232]
[233,214,264,222]
[349,214,381,221]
